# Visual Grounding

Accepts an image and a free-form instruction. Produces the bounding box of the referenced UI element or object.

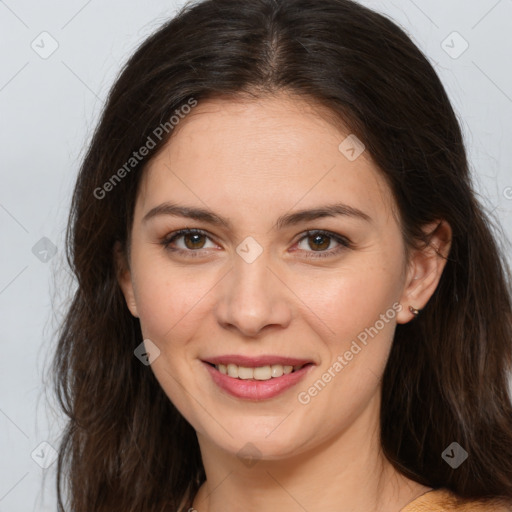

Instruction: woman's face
[118,93,425,460]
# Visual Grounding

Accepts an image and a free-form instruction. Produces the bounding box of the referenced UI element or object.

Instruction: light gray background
[1,0,511,510]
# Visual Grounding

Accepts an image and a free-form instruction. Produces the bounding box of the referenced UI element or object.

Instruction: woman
[52,0,512,510]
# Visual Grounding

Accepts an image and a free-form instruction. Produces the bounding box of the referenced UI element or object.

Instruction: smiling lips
[202,354,315,400]
[204,354,311,380]
[215,362,301,380]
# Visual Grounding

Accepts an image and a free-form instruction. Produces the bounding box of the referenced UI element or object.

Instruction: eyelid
[160,228,352,258]
[160,228,219,255]
[293,229,352,257]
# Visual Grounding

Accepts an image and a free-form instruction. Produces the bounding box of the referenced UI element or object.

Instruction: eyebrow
[142,201,372,229]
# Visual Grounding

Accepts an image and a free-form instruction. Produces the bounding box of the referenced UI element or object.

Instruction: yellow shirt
[401,488,512,511]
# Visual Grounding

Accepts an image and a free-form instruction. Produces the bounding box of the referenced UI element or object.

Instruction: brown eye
[183,232,207,250]
[295,230,351,258]
[307,233,331,251]
[161,228,351,259]
[160,228,217,256]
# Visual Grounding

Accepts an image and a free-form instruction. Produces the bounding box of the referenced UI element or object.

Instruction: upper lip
[203,354,314,367]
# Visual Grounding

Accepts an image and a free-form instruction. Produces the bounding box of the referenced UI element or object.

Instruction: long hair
[51,0,512,510]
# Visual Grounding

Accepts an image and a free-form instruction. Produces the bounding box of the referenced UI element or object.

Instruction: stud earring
[409,306,420,317]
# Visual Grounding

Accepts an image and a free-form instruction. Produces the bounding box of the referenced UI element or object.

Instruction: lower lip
[202,361,315,400]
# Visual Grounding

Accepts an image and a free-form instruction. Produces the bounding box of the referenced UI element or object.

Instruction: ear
[396,220,452,324]
[113,241,139,318]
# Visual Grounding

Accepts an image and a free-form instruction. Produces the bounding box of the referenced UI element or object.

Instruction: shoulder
[401,488,512,512]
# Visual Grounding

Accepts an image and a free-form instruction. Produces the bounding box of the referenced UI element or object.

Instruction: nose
[214,250,293,338]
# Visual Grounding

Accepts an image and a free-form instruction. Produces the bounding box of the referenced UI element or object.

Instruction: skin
[116,92,452,512]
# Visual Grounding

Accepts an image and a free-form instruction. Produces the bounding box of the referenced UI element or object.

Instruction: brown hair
[51,0,512,510]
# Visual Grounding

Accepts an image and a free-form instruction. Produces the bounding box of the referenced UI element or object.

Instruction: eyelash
[159,228,352,259]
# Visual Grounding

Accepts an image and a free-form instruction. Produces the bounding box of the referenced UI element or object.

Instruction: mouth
[201,356,315,400]
[205,361,312,381]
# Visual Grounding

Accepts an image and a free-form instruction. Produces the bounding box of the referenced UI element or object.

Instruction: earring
[409,306,420,317]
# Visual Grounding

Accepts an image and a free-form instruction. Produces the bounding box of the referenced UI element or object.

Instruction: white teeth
[227,363,238,378]
[238,366,254,379]
[214,363,301,380]
[253,365,272,380]
[271,364,283,378]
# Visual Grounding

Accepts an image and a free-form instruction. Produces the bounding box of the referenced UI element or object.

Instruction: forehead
[136,93,397,225]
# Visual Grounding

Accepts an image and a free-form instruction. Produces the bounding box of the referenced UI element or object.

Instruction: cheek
[297,262,402,339]
[133,259,219,339]
[293,260,403,412]
[296,272,400,425]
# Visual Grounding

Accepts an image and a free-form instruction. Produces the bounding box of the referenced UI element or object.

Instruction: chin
[196,414,320,462]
